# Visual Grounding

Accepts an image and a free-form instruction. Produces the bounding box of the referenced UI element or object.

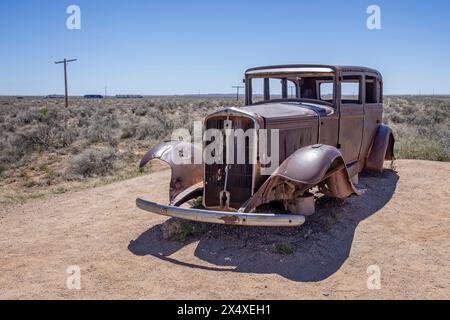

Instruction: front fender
[140,140,203,203]
[239,144,360,213]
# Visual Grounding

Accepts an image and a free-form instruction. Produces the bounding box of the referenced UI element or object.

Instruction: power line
[55,58,77,107]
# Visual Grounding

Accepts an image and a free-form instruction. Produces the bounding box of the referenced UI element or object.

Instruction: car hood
[241,101,334,121]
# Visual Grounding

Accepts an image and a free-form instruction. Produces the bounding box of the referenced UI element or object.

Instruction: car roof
[245,64,381,77]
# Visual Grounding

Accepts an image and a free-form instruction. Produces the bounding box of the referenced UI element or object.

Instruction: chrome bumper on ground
[136,198,305,227]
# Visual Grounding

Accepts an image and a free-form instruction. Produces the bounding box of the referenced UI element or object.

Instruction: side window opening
[365,76,378,103]
[299,78,317,100]
[268,78,282,99]
[341,76,361,104]
[251,78,264,103]
[287,80,298,99]
[319,81,333,101]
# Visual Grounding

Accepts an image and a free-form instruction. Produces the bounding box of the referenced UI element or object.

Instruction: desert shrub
[0,122,15,133]
[0,134,26,169]
[53,186,68,194]
[161,219,207,242]
[84,112,120,146]
[189,197,204,209]
[15,109,45,124]
[39,107,49,116]
[0,151,27,172]
[26,124,54,148]
[273,242,294,255]
[10,124,77,153]
[135,118,166,140]
[395,136,449,162]
[65,147,117,179]
[0,140,11,173]
[7,130,39,156]
[67,105,95,127]
[0,163,6,174]
[133,105,149,116]
[120,122,138,139]
[86,122,118,146]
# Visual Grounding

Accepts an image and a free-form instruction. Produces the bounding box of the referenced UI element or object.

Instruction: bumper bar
[136,197,305,227]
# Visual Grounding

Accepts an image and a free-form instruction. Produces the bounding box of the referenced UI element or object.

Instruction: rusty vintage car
[136,65,395,227]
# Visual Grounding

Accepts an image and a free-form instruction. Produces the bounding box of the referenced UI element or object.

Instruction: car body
[136,65,395,227]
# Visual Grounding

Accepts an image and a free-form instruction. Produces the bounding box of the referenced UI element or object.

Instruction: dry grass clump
[272,242,294,255]
[162,219,207,242]
[65,147,117,179]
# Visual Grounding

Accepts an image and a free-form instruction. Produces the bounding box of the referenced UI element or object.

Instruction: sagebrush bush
[135,118,167,140]
[189,197,204,209]
[395,136,449,162]
[9,124,77,154]
[133,104,149,116]
[161,219,207,241]
[273,242,294,255]
[120,122,138,139]
[30,124,75,149]
[16,109,45,124]
[65,148,117,179]
[86,123,119,146]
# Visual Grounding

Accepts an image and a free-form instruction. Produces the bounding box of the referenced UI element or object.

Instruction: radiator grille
[204,116,254,209]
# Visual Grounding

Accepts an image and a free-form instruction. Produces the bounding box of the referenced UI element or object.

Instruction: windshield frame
[245,71,337,107]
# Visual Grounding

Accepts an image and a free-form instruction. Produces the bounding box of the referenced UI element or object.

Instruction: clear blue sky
[1,0,449,95]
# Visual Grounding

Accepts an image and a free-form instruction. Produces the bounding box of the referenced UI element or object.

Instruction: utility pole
[105,86,108,98]
[55,58,77,107]
[289,85,295,98]
[232,85,244,101]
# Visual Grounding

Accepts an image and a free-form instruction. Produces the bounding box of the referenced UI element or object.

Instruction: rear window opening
[365,76,382,103]
[341,76,361,104]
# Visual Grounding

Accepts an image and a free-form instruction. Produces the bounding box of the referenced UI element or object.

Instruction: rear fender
[365,124,395,173]
[140,140,203,203]
[239,144,360,213]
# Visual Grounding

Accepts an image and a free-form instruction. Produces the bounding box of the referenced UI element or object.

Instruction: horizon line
[2,93,450,97]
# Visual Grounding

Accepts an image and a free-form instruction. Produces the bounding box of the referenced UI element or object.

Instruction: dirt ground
[1,160,449,299]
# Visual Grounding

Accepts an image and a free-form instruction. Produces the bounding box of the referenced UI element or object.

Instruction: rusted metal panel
[139,140,203,202]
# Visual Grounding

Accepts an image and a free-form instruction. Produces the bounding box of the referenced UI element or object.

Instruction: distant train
[84,94,104,99]
[115,95,144,99]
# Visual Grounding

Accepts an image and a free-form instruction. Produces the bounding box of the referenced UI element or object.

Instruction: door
[338,74,364,163]
[360,75,383,158]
